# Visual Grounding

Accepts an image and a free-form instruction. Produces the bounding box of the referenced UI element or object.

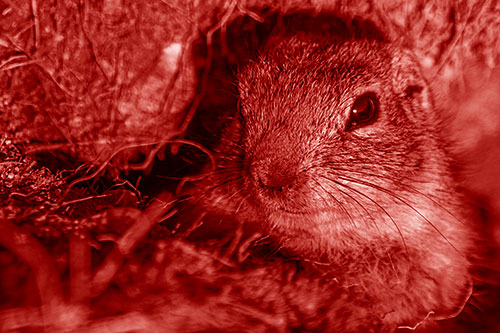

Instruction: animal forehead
[269,37,386,71]
[239,38,389,95]
[237,38,393,133]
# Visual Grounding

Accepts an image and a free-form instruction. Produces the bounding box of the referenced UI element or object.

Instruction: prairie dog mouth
[270,206,335,227]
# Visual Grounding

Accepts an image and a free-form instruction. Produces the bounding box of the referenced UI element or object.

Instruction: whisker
[214,150,244,159]
[312,178,391,264]
[323,164,466,227]
[319,174,409,253]
[232,190,250,215]
[188,173,243,203]
[311,178,357,230]
[196,166,242,179]
[336,174,462,255]
[203,174,242,192]
[334,186,384,237]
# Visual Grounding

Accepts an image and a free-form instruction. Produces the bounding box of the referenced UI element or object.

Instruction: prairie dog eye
[348,94,378,129]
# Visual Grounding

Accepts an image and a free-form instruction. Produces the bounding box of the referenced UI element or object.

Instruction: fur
[180,14,482,331]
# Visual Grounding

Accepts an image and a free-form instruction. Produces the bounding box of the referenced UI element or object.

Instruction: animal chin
[266,206,330,231]
[254,196,322,217]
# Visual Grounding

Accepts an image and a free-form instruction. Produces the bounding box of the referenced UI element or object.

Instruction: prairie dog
[188,15,477,330]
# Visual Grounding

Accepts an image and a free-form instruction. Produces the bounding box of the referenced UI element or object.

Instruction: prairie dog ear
[391,50,428,96]
[391,49,435,121]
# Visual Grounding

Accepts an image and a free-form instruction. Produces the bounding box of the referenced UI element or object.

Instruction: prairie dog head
[233,34,470,258]
[195,21,474,323]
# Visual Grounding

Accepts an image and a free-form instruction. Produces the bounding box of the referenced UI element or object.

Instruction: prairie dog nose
[250,149,301,193]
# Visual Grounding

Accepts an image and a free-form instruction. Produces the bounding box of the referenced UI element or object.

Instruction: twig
[69,234,91,306]
[0,307,42,331]
[172,0,238,146]
[397,311,434,330]
[237,232,262,263]
[0,218,64,326]
[31,0,40,50]
[126,142,166,172]
[91,198,176,297]
[62,140,169,197]
[38,104,76,148]
[87,311,156,332]
[77,0,111,83]
[435,0,489,75]
[237,4,265,22]
[58,194,112,208]
[0,55,32,71]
